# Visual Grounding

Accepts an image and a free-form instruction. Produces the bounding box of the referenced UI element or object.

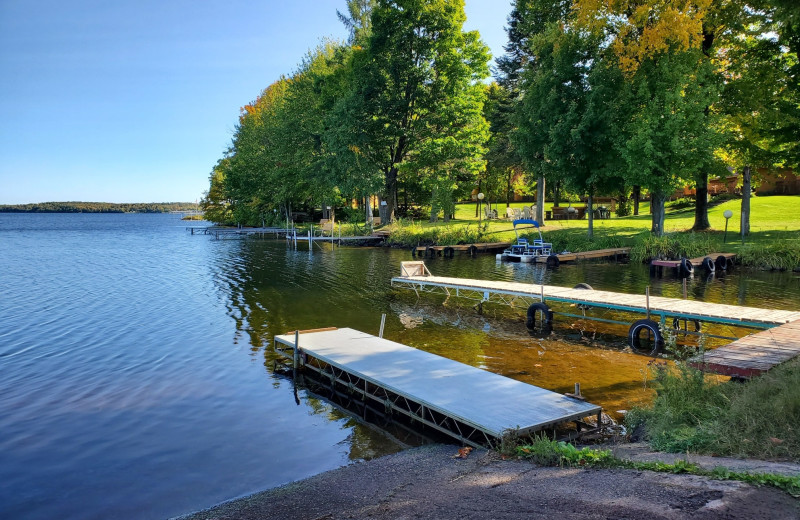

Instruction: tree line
[0,202,198,213]
[202,0,799,236]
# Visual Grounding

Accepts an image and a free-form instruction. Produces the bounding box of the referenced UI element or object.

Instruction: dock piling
[379,314,386,338]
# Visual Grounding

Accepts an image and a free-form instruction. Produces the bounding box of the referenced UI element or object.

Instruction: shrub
[629,232,715,262]
[738,241,800,270]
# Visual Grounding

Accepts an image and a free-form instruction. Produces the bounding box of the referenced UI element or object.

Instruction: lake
[1,213,798,519]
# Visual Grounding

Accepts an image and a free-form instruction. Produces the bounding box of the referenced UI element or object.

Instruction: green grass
[511,436,800,497]
[381,195,800,267]
[626,357,800,461]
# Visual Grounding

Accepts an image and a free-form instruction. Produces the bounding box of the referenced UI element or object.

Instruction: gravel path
[178,445,799,520]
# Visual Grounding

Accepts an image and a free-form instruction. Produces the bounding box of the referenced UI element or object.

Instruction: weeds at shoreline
[511,436,800,497]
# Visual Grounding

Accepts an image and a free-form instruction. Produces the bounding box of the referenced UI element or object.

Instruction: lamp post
[477,192,485,224]
[723,209,733,243]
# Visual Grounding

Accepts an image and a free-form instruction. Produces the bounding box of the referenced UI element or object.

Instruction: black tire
[573,283,592,311]
[701,257,715,273]
[546,254,560,268]
[628,319,664,355]
[443,247,454,258]
[526,303,553,332]
[678,258,693,278]
[715,255,733,271]
[672,317,702,332]
[468,245,478,257]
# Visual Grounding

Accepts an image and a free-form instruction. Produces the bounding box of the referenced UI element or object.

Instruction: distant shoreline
[0,202,197,213]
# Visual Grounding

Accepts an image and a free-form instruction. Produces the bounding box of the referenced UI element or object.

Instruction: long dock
[274,328,601,448]
[391,261,800,354]
[691,319,800,378]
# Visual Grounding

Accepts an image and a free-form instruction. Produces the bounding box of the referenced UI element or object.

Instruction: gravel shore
[178,444,799,520]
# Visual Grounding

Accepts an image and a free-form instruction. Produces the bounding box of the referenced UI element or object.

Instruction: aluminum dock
[274,328,601,448]
[391,261,800,353]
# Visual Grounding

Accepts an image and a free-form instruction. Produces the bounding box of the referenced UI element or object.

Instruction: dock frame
[274,328,602,449]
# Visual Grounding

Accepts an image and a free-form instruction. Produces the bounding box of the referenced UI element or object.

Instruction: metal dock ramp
[274,328,601,448]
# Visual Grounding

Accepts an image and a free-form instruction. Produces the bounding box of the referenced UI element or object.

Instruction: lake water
[2,213,798,519]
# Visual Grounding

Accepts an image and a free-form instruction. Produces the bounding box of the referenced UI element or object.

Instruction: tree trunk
[741,166,751,239]
[651,192,666,236]
[380,166,399,223]
[475,179,482,218]
[693,173,710,231]
[506,171,512,207]
[633,185,640,216]
[587,192,594,239]
[553,180,561,207]
[536,175,546,223]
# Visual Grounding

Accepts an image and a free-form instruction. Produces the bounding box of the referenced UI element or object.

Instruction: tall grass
[738,240,800,270]
[629,232,716,263]
[626,357,800,460]
[385,220,488,247]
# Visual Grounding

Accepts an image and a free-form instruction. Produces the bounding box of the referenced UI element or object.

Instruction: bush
[629,232,715,262]
[627,357,800,460]
[386,221,487,247]
[738,240,800,270]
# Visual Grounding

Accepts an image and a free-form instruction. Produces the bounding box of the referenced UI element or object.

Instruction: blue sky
[0,1,511,204]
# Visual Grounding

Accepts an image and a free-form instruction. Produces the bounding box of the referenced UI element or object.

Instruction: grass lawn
[386,195,800,252]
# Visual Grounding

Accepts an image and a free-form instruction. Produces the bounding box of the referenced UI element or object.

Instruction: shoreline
[177,443,800,520]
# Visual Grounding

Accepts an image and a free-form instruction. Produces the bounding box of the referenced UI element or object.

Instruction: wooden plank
[274,328,600,438]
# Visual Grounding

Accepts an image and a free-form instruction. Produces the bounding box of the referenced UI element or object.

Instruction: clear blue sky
[0,1,511,204]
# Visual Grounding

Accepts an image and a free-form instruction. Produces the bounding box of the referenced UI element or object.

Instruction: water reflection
[212,238,800,426]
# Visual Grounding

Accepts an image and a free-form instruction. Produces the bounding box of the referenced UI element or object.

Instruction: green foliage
[513,438,800,497]
[627,358,800,461]
[629,232,716,262]
[515,436,614,467]
[738,240,800,270]
[0,202,197,213]
[385,220,486,247]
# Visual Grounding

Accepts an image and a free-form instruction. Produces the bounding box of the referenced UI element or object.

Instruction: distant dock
[274,328,601,448]
[412,242,511,258]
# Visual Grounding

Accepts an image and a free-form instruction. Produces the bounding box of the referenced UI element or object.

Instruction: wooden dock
[392,261,800,354]
[273,328,601,447]
[651,252,736,276]
[691,319,800,378]
[531,247,630,265]
[413,242,511,258]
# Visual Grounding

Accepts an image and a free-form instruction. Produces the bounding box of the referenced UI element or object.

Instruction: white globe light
[723,210,733,219]
[477,192,485,200]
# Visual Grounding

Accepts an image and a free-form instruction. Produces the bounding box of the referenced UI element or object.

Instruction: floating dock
[274,328,601,448]
[691,319,800,378]
[391,261,800,353]
[413,242,511,258]
[651,252,736,276]
[530,247,630,265]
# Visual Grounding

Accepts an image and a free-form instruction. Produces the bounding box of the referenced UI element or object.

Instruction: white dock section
[274,328,600,444]
[391,262,800,329]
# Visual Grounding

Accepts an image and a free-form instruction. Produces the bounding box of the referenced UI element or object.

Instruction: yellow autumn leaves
[572,0,713,73]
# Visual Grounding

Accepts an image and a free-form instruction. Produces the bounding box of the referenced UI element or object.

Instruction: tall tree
[341,0,490,222]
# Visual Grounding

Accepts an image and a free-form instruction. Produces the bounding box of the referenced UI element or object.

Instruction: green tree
[340,0,490,222]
